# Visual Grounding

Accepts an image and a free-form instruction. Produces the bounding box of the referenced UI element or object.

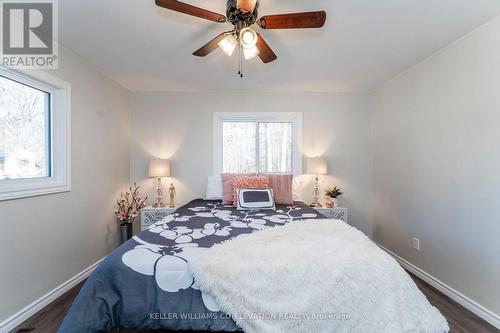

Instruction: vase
[120,223,133,244]
[325,197,334,208]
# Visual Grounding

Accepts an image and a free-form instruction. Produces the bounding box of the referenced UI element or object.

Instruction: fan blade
[258,11,326,29]
[193,33,228,57]
[237,0,257,13]
[155,0,226,23]
[256,33,277,63]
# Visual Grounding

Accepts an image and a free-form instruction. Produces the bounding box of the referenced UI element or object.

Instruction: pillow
[237,189,276,211]
[261,174,294,205]
[292,176,303,203]
[292,190,302,202]
[232,175,270,207]
[204,176,223,200]
[222,173,256,205]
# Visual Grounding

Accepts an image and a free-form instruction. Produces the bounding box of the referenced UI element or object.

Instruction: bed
[58,199,325,332]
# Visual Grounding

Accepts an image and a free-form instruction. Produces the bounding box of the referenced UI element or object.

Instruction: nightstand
[315,207,349,223]
[140,206,179,231]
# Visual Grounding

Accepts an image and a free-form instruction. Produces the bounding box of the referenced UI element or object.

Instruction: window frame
[213,112,303,175]
[0,67,71,201]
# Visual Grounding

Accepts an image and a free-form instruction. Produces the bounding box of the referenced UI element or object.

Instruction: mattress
[58,199,325,332]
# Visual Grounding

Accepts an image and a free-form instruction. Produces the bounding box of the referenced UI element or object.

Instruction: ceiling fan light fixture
[155,0,327,72]
[218,34,238,56]
[240,27,258,48]
[243,44,259,60]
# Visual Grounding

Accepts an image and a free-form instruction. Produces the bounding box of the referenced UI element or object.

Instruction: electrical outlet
[413,238,421,252]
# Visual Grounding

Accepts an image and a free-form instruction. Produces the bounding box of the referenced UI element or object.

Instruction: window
[0,68,71,201]
[214,113,302,175]
[0,76,51,179]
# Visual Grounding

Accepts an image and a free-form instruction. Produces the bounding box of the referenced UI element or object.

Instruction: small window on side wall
[0,68,71,201]
[214,112,302,175]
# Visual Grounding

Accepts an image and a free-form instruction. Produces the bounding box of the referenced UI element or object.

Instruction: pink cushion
[232,176,270,206]
[261,174,294,205]
[221,173,256,205]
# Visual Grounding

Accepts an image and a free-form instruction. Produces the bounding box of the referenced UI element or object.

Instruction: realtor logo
[1,0,58,68]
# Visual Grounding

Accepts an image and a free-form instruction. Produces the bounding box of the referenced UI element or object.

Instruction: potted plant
[115,183,147,244]
[325,186,343,208]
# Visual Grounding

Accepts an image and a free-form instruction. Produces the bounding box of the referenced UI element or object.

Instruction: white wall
[130,92,373,236]
[0,47,131,323]
[373,16,500,318]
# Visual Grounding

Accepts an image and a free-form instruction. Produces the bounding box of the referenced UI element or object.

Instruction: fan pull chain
[240,54,244,78]
[238,44,243,78]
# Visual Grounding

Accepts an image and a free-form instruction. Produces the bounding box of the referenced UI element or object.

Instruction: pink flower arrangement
[115,183,147,225]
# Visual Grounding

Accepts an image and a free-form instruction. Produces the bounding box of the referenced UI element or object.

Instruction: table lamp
[307,157,328,208]
[148,159,171,208]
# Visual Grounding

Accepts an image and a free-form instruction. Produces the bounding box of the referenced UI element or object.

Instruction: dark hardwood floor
[410,275,499,333]
[10,273,499,333]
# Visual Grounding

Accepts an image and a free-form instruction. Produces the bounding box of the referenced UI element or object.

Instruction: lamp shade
[148,159,171,178]
[307,157,328,175]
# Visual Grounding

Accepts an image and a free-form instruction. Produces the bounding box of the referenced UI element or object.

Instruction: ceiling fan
[155,0,326,76]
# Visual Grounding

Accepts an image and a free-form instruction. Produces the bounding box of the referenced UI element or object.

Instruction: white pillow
[237,189,276,211]
[292,176,303,202]
[204,176,223,200]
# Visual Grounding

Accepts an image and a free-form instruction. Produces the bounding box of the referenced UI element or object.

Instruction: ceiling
[59,0,500,92]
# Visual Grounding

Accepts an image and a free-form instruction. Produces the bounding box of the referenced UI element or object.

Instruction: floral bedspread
[58,199,324,333]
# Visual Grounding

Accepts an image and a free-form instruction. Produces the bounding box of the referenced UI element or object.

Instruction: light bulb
[240,28,258,49]
[218,35,238,57]
[243,45,259,60]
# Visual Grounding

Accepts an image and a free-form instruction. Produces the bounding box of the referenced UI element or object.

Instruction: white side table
[315,207,349,223]
[140,206,180,231]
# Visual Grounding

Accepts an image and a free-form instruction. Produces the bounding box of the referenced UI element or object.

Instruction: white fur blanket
[189,219,449,333]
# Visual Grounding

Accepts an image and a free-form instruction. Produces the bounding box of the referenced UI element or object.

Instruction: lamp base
[154,177,165,209]
[310,175,322,208]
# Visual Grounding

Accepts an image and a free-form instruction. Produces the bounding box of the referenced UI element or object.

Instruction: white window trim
[213,112,303,175]
[0,67,71,201]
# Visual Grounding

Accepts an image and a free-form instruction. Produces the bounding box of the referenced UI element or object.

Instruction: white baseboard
[378,244,500,330]
[0,257,105,333]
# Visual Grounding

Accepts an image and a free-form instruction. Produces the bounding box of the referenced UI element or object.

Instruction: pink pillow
[221,173,256,205]
[232,176,270,207]
[261,174,294,205]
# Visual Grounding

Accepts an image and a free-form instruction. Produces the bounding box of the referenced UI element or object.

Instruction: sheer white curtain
[258,122,292,173]
[222,121,292,174]
[223,122,257,173]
